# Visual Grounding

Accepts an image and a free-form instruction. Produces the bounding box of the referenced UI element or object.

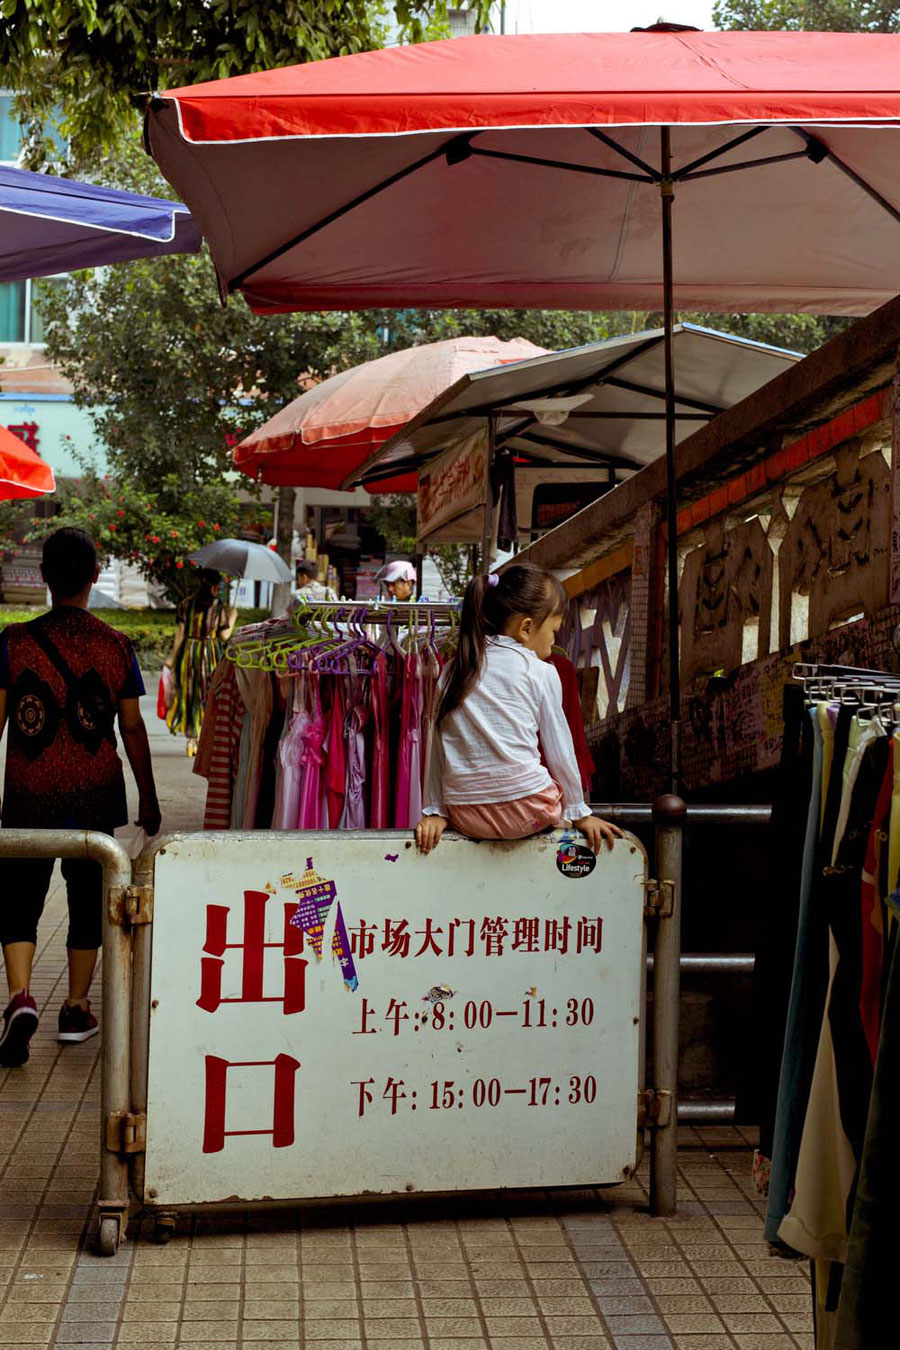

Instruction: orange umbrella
[0,423,55,501]
[233,335,548,493]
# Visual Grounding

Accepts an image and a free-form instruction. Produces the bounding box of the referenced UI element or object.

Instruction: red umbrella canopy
[0,423,55,501]
[145,29,900,316]
[233,335,548,492]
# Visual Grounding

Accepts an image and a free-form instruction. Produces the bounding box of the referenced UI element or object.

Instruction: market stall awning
[0,165,201,281]
[233,335,547,492]
[0,422,55,500]
[145,29,900,315]
[352,325,801,490]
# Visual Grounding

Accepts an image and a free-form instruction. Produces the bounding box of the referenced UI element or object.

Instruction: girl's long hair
[436,563,568,725]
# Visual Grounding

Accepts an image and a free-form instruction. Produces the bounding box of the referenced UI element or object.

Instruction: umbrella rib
[671,126,768,179]
[585,128,662,180]
[679,148,815,182]
[468,145,653,183]
[230,131,478,288]
[790,127,900,228]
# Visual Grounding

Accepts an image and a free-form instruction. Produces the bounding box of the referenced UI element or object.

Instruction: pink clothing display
[369,653,391,829]
[297,697,328,830]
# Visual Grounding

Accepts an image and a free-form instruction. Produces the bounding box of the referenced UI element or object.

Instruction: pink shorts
[447,782,563,841]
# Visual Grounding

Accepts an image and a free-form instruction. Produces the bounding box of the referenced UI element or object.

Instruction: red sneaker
[58,1001,99,1044]
[0,991,39,1067]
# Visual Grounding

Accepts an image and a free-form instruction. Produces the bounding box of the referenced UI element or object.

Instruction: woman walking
[165,569,237,755]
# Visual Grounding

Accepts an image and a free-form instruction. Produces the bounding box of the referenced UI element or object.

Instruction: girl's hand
[573,813,622,854]
[416,815,448,854]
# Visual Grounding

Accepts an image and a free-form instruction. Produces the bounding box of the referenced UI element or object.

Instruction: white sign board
[144,829,646,1207]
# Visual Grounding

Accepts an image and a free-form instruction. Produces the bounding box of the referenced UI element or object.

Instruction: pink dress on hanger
[369,652,391,829]
[339,703,368,829]
[273,690,310,831]
[395,652,422,829]
[297,679,328,829]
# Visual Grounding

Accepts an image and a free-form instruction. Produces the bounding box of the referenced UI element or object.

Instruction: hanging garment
[297,682,328,829]
[834,891,900,1350]
[549,652,594,792]
[325,677,347,829]
[765,702,845,1245]
[369,651,391,829]
[395,651,423,829]
[859,742,893,1065]
[240,668,274,830]
[420,646,443,799]
[254,676,285,829]
[273,695,310,831]
[779,725,889,1263]
[744,683,812,1179]
[339,703,368,830]
[195,660,245,831]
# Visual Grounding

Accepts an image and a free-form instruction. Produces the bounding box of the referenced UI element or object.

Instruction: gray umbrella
[188,538,292,581]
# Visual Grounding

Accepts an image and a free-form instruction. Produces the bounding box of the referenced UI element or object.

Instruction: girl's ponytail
[437,573,490,725]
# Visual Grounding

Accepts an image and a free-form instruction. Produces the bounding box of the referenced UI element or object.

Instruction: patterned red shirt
[0,607,144,829]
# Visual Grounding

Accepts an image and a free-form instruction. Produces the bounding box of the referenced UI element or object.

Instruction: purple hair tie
[486,573,499,587]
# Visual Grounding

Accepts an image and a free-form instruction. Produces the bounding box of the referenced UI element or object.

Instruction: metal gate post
[0,830,132,1249]
[649,793,685,1216]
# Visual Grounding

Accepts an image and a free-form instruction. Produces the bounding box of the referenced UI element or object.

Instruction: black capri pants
[0,855,104,950]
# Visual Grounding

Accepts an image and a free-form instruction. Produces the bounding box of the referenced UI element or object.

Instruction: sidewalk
[0,699,815,1349]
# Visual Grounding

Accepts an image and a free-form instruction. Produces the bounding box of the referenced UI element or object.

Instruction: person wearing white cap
[377,559,416,601]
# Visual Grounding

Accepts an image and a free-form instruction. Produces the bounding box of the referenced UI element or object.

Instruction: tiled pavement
[0,879,814,1350]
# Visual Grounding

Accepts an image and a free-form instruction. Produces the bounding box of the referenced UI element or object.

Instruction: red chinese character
[382,918,411,958]
[349,919,377,959]
[512,918,541,953]
[480,916,509,956]
[197,892,307,1015]
[414,918,443,957]
[382,1077,407,1115]
[353,997,378,1034]
[577,917,604,954]
[385,998,409,1036]
[353,1077,375,1118]
[447,918,475,957]
[544,917,572,955]
[7,421,39,452]
[202,1053,300,1153]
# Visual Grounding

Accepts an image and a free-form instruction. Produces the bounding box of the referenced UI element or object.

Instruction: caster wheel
[98,1216,119,1257]
[154,1215,177,1245]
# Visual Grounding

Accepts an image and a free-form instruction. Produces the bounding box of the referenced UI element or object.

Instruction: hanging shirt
[423,634,590,822]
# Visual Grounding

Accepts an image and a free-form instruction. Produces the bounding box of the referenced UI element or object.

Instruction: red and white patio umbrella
[233,335,547,492]
[0,423,55,501]
[145,25,900,782]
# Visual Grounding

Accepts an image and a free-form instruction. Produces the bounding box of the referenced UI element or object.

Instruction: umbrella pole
[660,126,681,792]
[649,127,685,1222]
[481,414,497,572]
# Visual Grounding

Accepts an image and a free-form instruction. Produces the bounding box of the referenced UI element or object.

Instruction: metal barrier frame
[0,830,133,1255]
[0,800,771,1251]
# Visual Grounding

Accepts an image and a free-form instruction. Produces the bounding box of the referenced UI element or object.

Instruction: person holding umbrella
[164,568,237,756]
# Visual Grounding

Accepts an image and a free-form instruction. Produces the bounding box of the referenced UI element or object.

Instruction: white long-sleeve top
[423,635,591,822]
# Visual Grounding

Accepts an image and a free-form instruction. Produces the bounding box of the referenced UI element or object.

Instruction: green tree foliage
[0,0,493,168]
[713,1,900,32]
[30,464,242,604]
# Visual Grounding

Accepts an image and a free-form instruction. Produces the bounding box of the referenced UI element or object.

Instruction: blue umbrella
[0,165,202,281]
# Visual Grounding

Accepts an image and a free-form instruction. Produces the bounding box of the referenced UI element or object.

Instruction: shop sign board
[144,829,646,1207]
[417,429,487,544]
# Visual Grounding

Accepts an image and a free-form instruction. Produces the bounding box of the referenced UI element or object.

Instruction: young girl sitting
[416,564,621,855]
